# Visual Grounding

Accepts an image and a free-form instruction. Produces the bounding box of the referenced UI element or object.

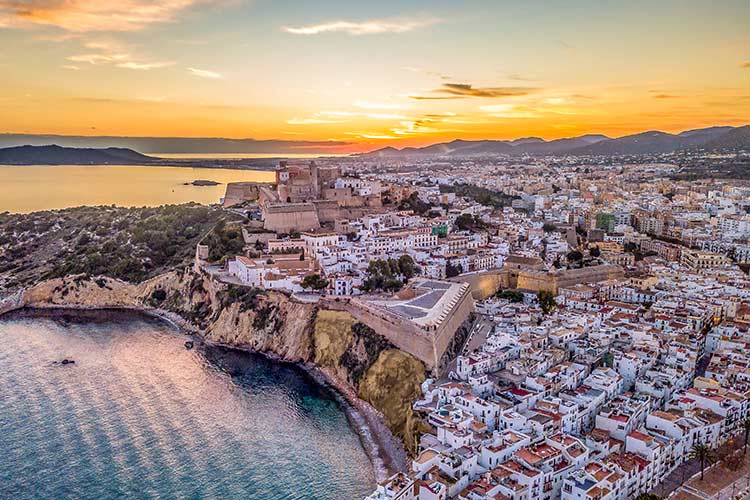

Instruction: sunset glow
[1,0,748,152]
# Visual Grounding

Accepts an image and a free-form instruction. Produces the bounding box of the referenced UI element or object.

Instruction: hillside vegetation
[0,204,238,292]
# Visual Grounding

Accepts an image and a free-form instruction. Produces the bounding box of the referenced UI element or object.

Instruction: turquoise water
[0,310,374,500]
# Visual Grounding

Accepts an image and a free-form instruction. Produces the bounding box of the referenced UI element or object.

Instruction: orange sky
[1,0,748,152]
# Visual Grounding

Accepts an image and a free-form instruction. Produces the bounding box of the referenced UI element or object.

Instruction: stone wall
[449,270,511,300]
[321,286,475,376]
[262,203,321,233]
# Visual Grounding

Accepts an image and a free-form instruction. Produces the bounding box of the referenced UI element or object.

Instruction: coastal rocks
[357,349,428,456]
[23,275,140,310]
[312,310,426,456]
[203,295,315,362]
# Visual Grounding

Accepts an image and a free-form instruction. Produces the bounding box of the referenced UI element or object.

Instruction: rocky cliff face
[17,269,427,459]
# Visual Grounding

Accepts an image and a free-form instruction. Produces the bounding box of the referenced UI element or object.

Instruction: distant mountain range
[362,125,750,158]
[0,145,158,165]
[0,134,350,154]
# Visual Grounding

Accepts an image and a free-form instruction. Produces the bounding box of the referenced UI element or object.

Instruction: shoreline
[0,303,403,484]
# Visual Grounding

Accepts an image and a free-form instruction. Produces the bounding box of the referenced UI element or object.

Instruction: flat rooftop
[371,278,470,328]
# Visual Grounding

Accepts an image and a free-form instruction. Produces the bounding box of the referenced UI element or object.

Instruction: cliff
[13,269,428,467]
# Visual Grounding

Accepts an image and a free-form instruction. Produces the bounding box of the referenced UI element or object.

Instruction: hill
[696,125,750,152]
[0,145,159,165]
[361,125,749,158]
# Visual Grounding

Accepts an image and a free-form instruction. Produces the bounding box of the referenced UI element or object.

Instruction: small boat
[184,341,194,350]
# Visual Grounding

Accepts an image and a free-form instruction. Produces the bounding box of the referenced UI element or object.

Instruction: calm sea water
[0,310,374,500]
[0,165,275,214]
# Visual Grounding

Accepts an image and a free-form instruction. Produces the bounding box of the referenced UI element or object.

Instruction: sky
[0,0,749,152]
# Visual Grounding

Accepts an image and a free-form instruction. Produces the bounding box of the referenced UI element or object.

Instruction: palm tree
[689,442,716,481]
[742,417,750,455]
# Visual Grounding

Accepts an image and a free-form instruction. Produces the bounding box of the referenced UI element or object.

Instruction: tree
[542,222,557,233]
[589,246,601,258]
[688,443,716,481]
[455,213,475,231]
[724,453,744,472]
[567,250,583,262]
[635,494,663,500]
[398,254,418,279]
[538,290,557,315]
[445,260,462,278]
[742,417,750,455]
[497,290,524,303]
[301,273,328,291]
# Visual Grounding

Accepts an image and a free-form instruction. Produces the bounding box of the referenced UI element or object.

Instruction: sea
[0,165,276,214]
[0,310,375,500]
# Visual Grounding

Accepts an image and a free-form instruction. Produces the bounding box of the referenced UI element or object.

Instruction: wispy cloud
[0,0,203,32]
[67,53,130,64]
[117,61,174,70]
[401,66,451,80]
[411,83,536,100]
[61,64,80,70]
[479,104,538,118]
[741,62,750,69]
[282,17,440,36]
[67,49,172,70]
[187,67,224,79]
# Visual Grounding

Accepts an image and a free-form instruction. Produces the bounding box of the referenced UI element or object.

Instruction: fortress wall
[450,270,511,300]
[515,265,625,294]
[516,271,557,293]
[431,286,475,370]
[322,298,440,372]
[321,289,475,375]
[223,182,264,206]
[263,206,320,233]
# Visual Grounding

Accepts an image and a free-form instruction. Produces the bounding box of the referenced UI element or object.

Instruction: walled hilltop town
[190,152,750,500]
[3,151,750,500]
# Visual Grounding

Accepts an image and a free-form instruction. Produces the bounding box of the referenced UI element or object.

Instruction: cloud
[67,44,172,70]
[741,62,750,69]
[61,64,80,70]
[479,104,538,118]
[0,0,202,32]
[187,67,224,79]
[282,17,440,36]
[67,53,130,64]
[411,83,536,100]
[401,66,451,80]
[116,61,174,70]
[652,94,678,99]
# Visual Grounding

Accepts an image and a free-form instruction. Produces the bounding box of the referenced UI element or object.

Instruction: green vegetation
[688,442,716,481]
[339,322,394,385]
[538,290,557,315]
[362,255,418,293]
[301,273,329,291]
[222,284,265,312]
[0,204,237,290]
[439,183,519,209]
[496,290,524,302]
[445,260,463,278]
[397,192,431,215]
[201,219,245,263]
[454,213,486,232]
